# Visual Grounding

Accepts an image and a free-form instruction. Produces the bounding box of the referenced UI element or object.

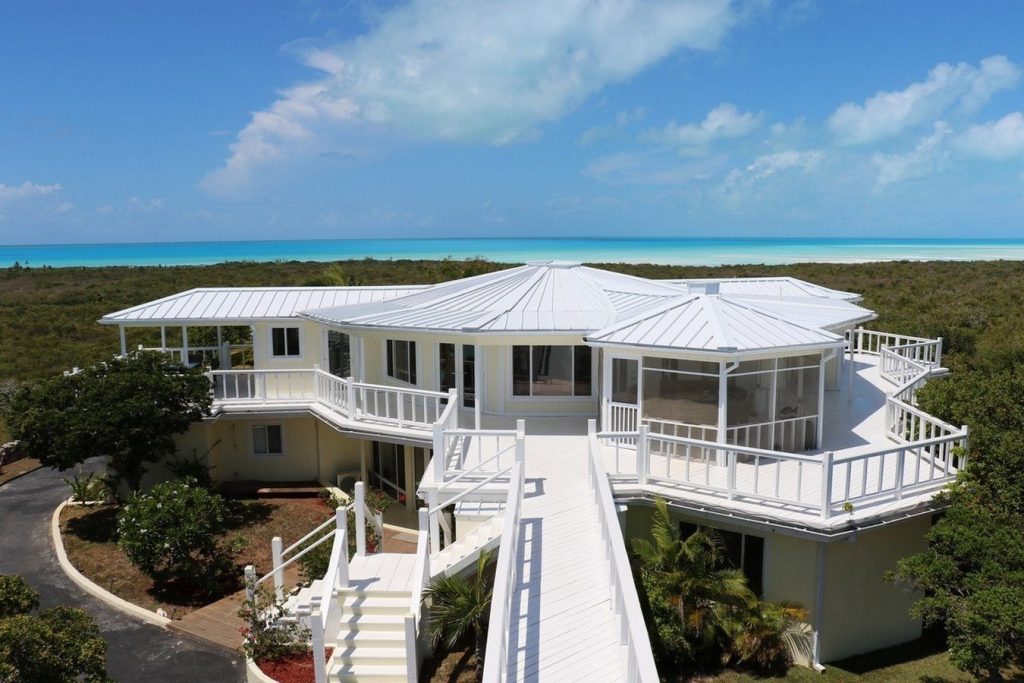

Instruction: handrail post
[637,424,649,485]
[244,564,256,604]
[271,536,284,601]
[312,364,320,401]
[310,599,327,683]
[403,614,418,683]
[820,451,834,520]
[355,481,367,556]
[335,507,349,589]
[726,449,737,500]
[894,449,906,499]
[515,419,526,468]
[432,423,445,481]
[935,337,943,368]
[346,376,357,419]
[427,489,441,554]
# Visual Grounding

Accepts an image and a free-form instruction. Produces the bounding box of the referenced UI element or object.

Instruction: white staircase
[429,514,504,578]
[330,587,415,682]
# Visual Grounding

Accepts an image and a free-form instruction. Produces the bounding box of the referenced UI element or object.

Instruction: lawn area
[695,637,975,683]
[59,493,333,619]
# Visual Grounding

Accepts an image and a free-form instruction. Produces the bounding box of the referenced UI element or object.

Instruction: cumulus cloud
[642,103,762,147]
[727,150,823,184]
[872,122,952,188]
[0,181,62,203]
[828,56,1020,145]
[201,0,737,196]
[956,112,1024,160]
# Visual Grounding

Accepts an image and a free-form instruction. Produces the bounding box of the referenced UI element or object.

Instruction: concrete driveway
[0,464,244,682]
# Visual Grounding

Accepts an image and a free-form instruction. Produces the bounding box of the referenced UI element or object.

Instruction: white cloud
[202,0,737,196]
[828,56,1020,145]
[642,103,762,146]
[580,106,648,145]
[0,181,62,203]
[583,150,728,185]
[956,112,1024,160]
[872,122,951,188]
[728,149,823,183]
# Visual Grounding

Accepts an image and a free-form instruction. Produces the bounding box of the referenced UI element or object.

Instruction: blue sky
[2,0,1024,244]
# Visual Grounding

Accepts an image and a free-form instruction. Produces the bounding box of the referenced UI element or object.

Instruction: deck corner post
[894,448,906,500]
[310,606,327,683]
[243,564,256,604]
[515,419,526,467]
[426,489,441,555]
[118,325,127,357]
[935,337,943,368]
[346,376,357,418]
[271,537,284,601]
[637,424,650,486]
[726,449,737,500]
[403,614,418,683]
[820,451,835,520]
[432,423,445,480]
[355,481,367,556]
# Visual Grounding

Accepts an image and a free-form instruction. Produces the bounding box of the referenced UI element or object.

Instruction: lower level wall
[169,415,366,484]
[623,503,928,666]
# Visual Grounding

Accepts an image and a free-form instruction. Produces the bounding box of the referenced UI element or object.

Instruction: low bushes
[0,575,110,683]
[116,478,231,598]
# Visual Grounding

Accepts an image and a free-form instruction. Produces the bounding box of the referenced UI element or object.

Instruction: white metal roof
[302,261,684,334]
[99,286,426,325]
[726,295,875,330]
[586,295,843,354]
[662,277,862,302]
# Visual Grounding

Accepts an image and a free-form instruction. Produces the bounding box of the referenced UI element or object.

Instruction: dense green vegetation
[2,257,1024,676]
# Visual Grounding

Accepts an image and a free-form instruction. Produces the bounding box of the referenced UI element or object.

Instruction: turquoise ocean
[3,237,1024,268]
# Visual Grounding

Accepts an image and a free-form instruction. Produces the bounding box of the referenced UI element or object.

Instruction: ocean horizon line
[5,236,1024,268]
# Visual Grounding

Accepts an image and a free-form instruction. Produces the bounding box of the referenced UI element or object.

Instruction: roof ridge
[719,296,841,340]
[702,296,732,350]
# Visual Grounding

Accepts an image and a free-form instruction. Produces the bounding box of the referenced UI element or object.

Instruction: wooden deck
[505,430,626,682]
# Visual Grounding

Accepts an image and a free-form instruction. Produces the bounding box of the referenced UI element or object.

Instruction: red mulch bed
[257,648,333,683]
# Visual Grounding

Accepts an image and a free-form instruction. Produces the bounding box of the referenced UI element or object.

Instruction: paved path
[0,463,244,683]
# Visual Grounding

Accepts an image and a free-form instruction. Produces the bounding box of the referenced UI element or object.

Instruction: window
[680,522,765,597]
[370,441,407,503]
[386,339,417,384]
[611,358,639,404]
[252,425,283,456]
[327,331,350,377]
[511,345,592,397]
[271,327,301,357]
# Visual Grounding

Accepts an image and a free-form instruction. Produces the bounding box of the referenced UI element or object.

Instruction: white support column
[812,541,827,671]
[474,345,483,430]
[271,536,284,601]
[427,489,441,554]
[216,325,223,347]
[180,325,189,365]
[160,325,167,351]
[355,481,366,556]
[716,361,729,466]
[817,350,828,448]
[118,325,127,356]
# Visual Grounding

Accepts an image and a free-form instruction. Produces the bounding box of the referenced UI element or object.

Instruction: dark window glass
[272,328,285,356]
[285,328,300,356]
[744,535,765,597]
[386,341,394,377]
[532,345,573,396]
[386,340,417,384]
[409,341,417,384]
[267,425,283,454]
[574,345,592,396]
[679,522,764,597]
[328,331,350,377]
[512,346,531,396]
[439,343,456,393]
[462,345,475,408]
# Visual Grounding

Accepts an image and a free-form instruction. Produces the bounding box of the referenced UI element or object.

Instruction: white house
[100,261,966,682]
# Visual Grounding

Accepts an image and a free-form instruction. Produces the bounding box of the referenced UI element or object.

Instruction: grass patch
[59,494,333,618]
[694,637,975,682]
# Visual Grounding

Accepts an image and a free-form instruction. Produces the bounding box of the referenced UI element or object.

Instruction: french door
[604,355,639,431]
[439,343,476,409]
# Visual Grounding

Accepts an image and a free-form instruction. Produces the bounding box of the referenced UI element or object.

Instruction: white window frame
[269,325,303,359]
[251,424,284,457]
[385,339,418,386]
[509,344,595,399]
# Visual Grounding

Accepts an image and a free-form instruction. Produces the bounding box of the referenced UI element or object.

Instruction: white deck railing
[586,421,659,683]
[208,368,451,433]
[481,460,526,683]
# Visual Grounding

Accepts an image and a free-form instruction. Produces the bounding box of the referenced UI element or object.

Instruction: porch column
[160,325,167,350]
[474,346,483,430]
[180,326,189,365]
[717,361,728,466]
[817,350,828,448]
[118,325,127,356]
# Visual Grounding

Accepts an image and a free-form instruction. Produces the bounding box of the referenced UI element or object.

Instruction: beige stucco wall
[252,320,326,371]
[817,515,929,662]
[622,502,928,666]
[178,415,365,483]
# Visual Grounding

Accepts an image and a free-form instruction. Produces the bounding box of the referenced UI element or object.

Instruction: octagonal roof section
[301,260,684,334]
[586,294,843,355]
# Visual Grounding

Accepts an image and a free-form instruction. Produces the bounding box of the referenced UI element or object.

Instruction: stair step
[339,588,412,600]
[333,646,408,666]
[337,595,411,615]
[337,613,407,632]
[336,630,407,648]
[331,663,408,682]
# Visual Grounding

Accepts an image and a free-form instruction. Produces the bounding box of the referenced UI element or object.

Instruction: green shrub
[116,478,228,594]
[238,587,309,663]
[0,606,109,682]
[0,576,38,619]
[63,472,109,503]
[166,452,216,490]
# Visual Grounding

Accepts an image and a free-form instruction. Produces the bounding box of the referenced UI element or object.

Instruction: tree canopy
[3,351,211,491]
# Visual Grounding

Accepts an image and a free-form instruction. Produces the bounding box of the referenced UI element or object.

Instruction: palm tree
[424,549,494,681]
[726,601,813,673]
[633,498,756,650]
